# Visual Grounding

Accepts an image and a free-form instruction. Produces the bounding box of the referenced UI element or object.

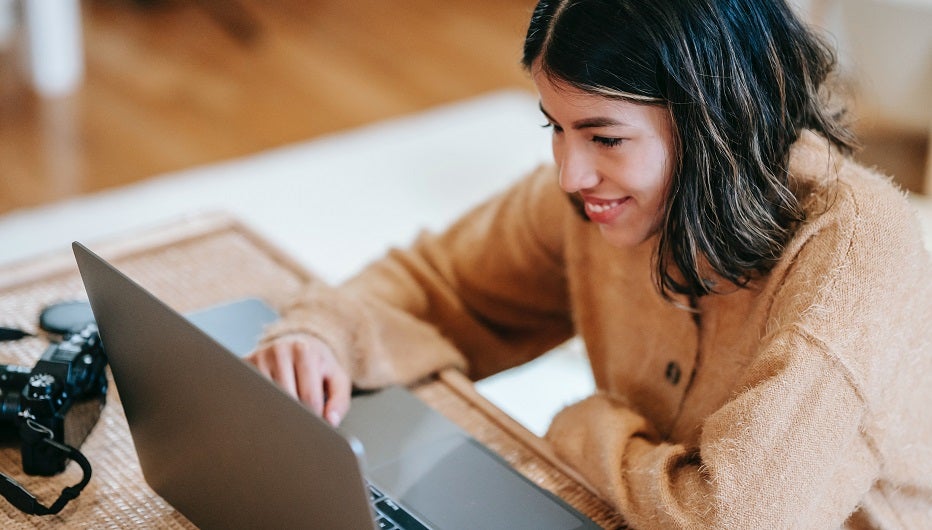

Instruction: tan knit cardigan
[263,131,932,529]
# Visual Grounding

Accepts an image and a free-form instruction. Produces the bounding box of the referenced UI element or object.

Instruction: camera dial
[25,374,62,417]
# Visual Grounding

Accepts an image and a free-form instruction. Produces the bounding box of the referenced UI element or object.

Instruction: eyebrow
[538,103,631,129]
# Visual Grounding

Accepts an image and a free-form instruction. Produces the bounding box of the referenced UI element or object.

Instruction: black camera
[0,323,108,476]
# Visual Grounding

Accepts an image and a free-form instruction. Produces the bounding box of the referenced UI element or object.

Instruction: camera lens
[0,391,20,420]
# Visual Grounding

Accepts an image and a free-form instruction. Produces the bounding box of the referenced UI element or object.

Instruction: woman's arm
[261,165,576,388]
[545,330,878,529]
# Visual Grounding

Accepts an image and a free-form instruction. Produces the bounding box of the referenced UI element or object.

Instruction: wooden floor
[0,0,536,214]
[0,0,926,215]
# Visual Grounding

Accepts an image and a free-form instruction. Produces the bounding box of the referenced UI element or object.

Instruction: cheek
[627,147,672,195]
[604,155,663,194]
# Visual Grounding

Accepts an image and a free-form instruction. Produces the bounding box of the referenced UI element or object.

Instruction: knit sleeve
[545,332,878,528]
[545,174,931,528]
[261,165,575,387]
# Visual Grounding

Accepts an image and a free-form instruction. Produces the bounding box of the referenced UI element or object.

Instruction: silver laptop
[72,242,600,530]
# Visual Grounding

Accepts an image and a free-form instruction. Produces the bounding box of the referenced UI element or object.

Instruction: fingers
[293,339,326,415]
[246,342,298,401]
[323,367,351,426]
[294,340,352,426]
[246,335,351,426]
[272,340,300,400]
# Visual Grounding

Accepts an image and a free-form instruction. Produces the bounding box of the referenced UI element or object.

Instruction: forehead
[533,69,673,130]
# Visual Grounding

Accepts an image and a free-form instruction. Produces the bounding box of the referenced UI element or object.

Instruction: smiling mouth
[565,193,630,222]
[580,196,631,223]
[585,199,624,213]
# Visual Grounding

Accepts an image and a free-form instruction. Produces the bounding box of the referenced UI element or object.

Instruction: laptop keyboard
[368,483,431,530]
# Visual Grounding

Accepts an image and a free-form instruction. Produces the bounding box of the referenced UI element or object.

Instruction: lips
[582,196,630,224]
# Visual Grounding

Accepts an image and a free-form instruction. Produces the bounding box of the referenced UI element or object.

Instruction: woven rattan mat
[0,213,625,529]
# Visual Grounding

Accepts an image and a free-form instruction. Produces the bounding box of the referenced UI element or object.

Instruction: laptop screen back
[73,242,376,530]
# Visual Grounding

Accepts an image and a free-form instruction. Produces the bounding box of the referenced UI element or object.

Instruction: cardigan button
[665,361,682,385]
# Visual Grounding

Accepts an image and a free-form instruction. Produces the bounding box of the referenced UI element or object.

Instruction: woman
[249,0,932,527]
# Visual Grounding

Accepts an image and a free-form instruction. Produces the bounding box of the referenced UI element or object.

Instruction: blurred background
[0,0,929,217]
[0,0,536,214]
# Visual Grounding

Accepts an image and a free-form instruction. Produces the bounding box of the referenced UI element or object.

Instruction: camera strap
[0,327,33,342]
[0,420,92,516]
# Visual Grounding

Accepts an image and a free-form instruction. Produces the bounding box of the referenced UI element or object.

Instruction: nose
[556,144,600,193]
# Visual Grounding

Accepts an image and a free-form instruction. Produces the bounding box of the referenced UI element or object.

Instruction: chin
[598,223,658,249]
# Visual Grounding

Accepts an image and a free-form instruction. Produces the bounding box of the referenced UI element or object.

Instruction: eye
[593,136,623,148]
[541,122,564,134]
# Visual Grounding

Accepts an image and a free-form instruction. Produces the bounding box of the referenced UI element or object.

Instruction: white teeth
[587,200,622,213]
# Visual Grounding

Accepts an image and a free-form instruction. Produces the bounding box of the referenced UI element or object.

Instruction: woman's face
[533,69,676,248]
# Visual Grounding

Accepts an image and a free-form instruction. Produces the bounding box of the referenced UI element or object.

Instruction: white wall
[794,0,932,134]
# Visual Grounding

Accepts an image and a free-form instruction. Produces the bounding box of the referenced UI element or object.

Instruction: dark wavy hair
[523,0,857,300]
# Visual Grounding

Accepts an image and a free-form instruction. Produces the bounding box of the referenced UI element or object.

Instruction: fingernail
[326,410,341,426]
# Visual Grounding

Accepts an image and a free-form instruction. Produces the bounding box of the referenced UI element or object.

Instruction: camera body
[0,324,108,476]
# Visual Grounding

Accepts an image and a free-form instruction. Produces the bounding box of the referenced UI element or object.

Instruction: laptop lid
[72,242,377,530]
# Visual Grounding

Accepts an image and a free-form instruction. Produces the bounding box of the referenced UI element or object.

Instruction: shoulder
[767,132,932,390]
[787,131,927,272]
[769,130,931,345]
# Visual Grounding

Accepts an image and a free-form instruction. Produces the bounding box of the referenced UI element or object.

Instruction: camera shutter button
[26,373,61,416]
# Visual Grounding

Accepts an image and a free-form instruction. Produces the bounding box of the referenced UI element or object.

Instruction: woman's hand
[246,334,351,426]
